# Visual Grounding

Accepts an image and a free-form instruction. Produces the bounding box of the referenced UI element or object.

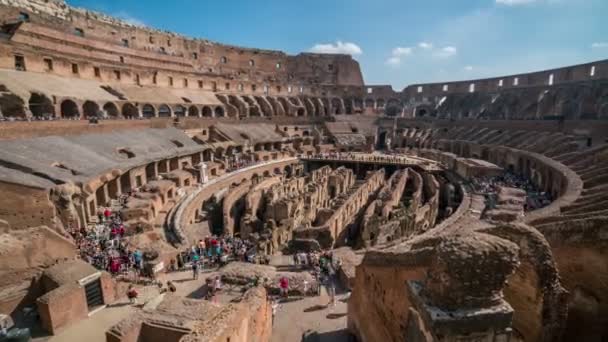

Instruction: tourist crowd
[68,207,146,278]
[471,171,553,211]
[169,236,257,279]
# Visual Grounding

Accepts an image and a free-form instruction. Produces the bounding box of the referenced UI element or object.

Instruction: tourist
[127,285,138,304]
[192,260,199,280]
[328,281,336,307]
[279,276,289,298]
[176,252,184,270]
[103,207,112,221]
[271,300,279,325]
[214,276,222,293]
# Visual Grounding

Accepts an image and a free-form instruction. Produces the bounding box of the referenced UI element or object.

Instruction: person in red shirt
[110,257,121,274]
[127,285,138,304]
[279,277,289,298]
[103,208,112,221]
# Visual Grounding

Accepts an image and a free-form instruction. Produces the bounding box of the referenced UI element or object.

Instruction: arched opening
[82,101,100,118]
[214,106,225,117]
[158,104,172,117]
[376,131,388,150]
[28,93,54,118]
[60,99,80,119]
[103,102,119,118]
[386,99,403,117]
[215,147,225,160]
[202,106,213,117]
[145,163,156,181]
[174,105,186,117]
[284,165,293,178]
[365,99,374,108]
[331,98,343,114]
[0,93,26,118]
[203,149,212,162]
[122,103,138,118]
[188,105,199,117]
[142,104,155,118]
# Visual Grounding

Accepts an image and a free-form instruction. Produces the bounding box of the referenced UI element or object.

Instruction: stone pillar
[102,183,110,206]
[198,162,209,184]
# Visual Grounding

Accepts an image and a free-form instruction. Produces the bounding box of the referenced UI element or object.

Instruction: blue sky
[69,0,607,90]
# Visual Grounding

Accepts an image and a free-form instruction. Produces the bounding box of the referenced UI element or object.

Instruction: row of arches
[7,92,411,119]
[216,94,357,117]
[24,93,226,119]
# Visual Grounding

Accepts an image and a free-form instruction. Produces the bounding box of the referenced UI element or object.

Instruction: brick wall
[37,283,88,335]
[0,182,55,230]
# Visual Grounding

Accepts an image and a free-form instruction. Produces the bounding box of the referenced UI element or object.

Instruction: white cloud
[418,42,433,49]
[433,46,458,58]
[309,41,363,55]
[386,46,413,67]
[496,0,538,5]
[591,42,608,48]
[386,56,402,66]
[392,47,413,56]
[113,11,145,27]
[464,65,474,71]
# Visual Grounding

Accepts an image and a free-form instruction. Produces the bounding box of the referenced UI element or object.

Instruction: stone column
[198,162,209,184]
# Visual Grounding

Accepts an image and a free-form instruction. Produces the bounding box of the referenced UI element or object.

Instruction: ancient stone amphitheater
[0,1,606,342]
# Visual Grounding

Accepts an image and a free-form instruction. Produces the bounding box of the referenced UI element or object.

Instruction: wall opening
[103,102,119,118]
[14,55,26,71]
[142,104,155,118]
[83,101,100,118]
[29,93,54,118]
[60,100,80,119]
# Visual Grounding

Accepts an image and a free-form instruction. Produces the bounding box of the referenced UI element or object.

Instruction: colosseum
[0,0,606,341]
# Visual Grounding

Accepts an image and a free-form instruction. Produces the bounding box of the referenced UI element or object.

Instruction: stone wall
[294,169,385,248]
[36,283,88,335]
[169,158,299,245]
[0,182,56,231]
[222,179,252,236]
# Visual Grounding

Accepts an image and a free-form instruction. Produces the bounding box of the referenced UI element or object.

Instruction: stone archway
[174,105,186,117]
[188,105,199,117]
[202,106,213,117]
[0,93,26,118]
[28,93,54,118]
[158,104,172,117]
[103,102,120,118]
[60,99,80,119]
[122,103,138,118]
[82,101,100,118]
[142,104,155,118]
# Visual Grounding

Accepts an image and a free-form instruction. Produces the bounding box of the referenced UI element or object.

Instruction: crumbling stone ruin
[0,1,606,342]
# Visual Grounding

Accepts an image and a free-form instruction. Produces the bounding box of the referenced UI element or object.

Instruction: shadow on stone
[303,304,328,312]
